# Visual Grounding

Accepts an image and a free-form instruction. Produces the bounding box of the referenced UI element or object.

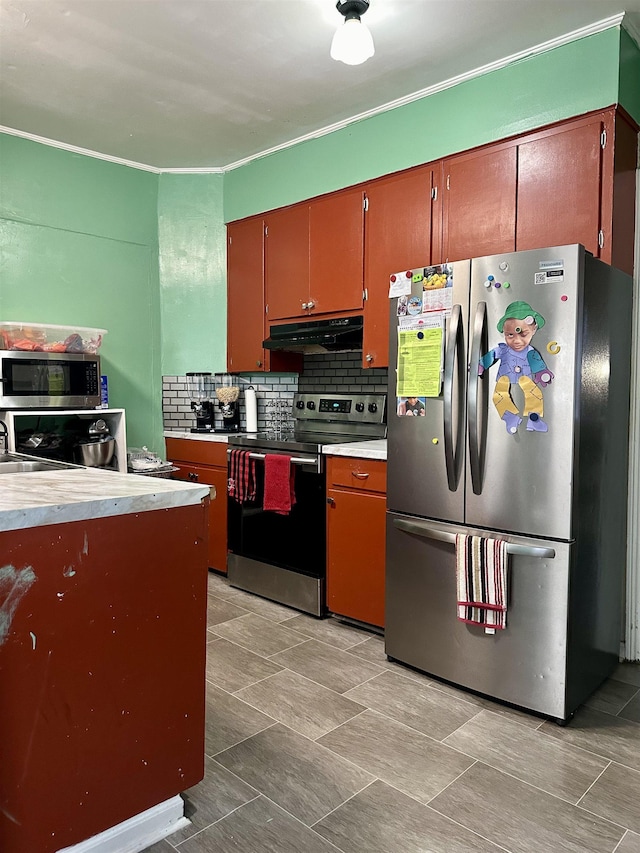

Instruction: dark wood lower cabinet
[327,457,387,629]
[166,438,229,574]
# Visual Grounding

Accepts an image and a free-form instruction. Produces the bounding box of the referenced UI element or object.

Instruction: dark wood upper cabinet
[309,187,365,316]
[228,216,301,373]
[516,115,604,258]
[363,166,434,368]
[227,217,265,373]
[226,106,637,372]
[441,144,517,263]
[265,204,310,321]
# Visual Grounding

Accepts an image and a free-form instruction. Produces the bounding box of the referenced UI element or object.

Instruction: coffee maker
[214,373,241,432]
[186,372,215,432]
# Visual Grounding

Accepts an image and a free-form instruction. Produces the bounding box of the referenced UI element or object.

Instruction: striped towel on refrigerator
[228,449,256,503]
[455,533,508,629]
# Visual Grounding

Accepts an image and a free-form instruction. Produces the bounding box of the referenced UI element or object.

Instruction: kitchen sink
[0,453,80,473]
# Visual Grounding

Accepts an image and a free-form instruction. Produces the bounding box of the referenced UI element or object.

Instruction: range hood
[263,316,363,353]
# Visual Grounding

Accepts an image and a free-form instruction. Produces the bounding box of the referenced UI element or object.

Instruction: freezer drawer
[385,512,573,720]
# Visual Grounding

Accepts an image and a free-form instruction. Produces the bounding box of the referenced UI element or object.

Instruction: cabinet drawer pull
[301,301,309,309]
[188,472,199,481]
[352,471,370,479]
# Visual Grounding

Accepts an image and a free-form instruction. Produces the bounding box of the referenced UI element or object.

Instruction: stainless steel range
[227,392,387,616]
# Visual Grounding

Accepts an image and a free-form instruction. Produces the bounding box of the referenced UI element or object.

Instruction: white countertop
[164,430,234,443]
[165,430,387,460]
[0,467,209,534]
[322,440,387,461]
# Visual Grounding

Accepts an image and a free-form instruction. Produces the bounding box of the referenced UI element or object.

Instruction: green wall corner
[158,173,227,377]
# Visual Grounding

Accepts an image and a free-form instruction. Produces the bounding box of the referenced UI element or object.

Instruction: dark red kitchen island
[0,468,209,853]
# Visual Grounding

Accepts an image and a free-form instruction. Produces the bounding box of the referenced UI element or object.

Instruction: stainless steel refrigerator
[385,244,632,722]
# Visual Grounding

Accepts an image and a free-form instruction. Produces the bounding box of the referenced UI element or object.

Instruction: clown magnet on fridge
[478,301,554,435]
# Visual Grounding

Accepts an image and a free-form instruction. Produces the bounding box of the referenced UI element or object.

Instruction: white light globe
[330,18,375,65]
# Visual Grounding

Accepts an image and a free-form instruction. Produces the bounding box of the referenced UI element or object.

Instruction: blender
[214,373,241,432]
[186,372,215,432]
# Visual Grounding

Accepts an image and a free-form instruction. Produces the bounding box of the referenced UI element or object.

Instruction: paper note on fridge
[389,273,412,298]
[396,324,444,398]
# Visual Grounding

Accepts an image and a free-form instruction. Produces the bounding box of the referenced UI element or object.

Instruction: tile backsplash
[162,352,388,433]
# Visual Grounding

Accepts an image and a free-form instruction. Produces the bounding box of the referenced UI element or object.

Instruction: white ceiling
[1,0,639,171]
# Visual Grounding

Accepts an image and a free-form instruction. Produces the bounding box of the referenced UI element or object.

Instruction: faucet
[0,419,8,454]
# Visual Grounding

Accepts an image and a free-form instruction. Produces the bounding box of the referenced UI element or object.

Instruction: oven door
[227,450,327,616]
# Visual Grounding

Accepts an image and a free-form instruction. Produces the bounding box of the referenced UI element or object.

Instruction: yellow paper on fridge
[397,326,443,398]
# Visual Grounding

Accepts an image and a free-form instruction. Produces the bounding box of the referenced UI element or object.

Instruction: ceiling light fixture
[330,0,375,66]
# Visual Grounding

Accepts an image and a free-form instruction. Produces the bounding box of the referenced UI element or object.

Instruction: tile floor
[146,571,640,853]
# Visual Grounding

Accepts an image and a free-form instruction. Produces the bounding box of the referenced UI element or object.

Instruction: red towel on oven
[263,454,296,514]
[456,533,508,629]
[228,449,256,503]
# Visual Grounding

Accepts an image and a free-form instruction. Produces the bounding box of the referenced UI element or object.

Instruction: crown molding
[1,13,626,175]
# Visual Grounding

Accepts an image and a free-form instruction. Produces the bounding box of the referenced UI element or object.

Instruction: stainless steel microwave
[0,351,101,409]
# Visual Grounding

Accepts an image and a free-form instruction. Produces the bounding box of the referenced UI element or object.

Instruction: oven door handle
[227,449,321,471]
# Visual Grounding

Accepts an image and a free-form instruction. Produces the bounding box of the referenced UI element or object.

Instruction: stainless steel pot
[75,435,115,467]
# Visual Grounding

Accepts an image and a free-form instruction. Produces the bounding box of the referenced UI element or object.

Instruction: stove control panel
[293,392,386,428]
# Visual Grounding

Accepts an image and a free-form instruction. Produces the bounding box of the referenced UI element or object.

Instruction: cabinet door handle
[326,497,335,506]
[301,302,309,310]
[256,360,262,367]
[365,354,374,363]
[307,300,315,309]
[188,472,199,481]
[352,471,369,479]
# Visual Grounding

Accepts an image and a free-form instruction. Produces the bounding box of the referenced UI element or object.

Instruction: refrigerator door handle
[392,518,556,559]
[443,302,464,492]
[468,301,487,495]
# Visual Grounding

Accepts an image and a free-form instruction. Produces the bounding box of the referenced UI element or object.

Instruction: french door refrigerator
[385,244,632,722]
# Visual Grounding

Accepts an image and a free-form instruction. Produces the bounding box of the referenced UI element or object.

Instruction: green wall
[158,174,227,377]
[619,27,640,122]
[1,25,637,460]
[224,28,625,222]
[0,135,163,453]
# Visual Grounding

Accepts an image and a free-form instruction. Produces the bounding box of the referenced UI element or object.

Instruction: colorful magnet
[407,295,423,315]
[561,295,568,302]
[432,438,439,444]
[397,397,426,417]
[503,281,511,289]
[547,341,561,355]
[412,272,424,283]
[479,300,554,437]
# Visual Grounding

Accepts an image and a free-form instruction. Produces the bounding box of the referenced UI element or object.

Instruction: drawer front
[166,437,228,468]
[328,456,386,493]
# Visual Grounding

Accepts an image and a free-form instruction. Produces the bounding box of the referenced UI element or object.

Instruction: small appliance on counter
[127,446,178,479]
[186,372,215,432]
[0,321,107,410]
[74,418,116,468]
[214,373,241,432]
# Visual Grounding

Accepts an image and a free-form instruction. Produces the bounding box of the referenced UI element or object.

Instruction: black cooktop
[228,431,359,456]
